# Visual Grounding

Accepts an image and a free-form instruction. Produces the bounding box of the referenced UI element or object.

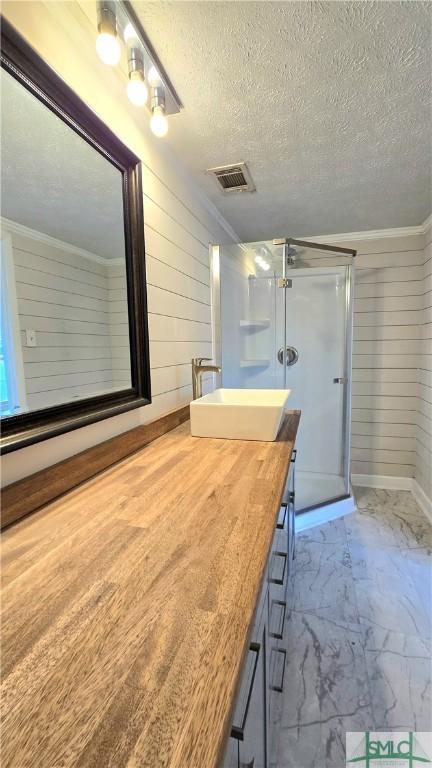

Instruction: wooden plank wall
[341,232,425,480]
[416,222,432,500]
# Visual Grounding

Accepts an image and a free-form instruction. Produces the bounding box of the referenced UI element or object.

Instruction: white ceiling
[134,0,432,241]
[1,67,125,259]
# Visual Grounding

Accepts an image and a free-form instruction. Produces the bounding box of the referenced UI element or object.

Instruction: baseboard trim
[351,473,413,491]
[295,474,432,532]
[352,473,432,524]
[411,480,432,524]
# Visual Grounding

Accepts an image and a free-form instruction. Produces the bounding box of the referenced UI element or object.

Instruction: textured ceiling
[134,0,432,240]
[1,67,125,259]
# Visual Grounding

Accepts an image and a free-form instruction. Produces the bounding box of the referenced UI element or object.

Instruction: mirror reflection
[0,67,132,418]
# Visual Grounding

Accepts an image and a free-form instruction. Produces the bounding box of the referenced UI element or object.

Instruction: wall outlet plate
[25,329,37,347]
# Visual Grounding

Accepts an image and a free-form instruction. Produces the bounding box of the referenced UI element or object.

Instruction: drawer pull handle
[269,551,287,586]
[269,599,287,640]
[230,642,260,742]
[276,504,287,530]
[291,449,297,463]
[292,514,296,560]
[270,647,287,693]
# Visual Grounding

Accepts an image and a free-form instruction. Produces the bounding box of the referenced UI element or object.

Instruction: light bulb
[254,255,262,264]
[150,105,168,137]
[127,72,148,106]
[262,263,270,271]
[96,31,121,66]
[148,65,160,86]
[124,23,138,43]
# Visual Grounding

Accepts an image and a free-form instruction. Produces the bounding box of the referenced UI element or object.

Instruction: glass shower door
[277,239,354,511]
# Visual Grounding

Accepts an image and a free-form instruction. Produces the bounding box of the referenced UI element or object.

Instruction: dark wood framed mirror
[0,17,151,454]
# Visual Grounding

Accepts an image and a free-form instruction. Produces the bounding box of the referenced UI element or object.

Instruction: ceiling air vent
[207,162,256,194]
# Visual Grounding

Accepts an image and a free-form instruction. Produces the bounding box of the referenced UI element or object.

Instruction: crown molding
[198,206,431,248]
[301,214,432,245]
[168,155,240,244]
[200,194,240,244]
[0,217,123,265]
[143,124,241,246]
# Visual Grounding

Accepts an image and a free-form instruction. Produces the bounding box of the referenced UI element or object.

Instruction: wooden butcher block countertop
[1,411,300,768]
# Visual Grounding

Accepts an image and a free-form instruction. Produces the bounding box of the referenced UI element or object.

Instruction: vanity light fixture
[150,86,168,137]
[96,1,121,66]
[94,1,182,137]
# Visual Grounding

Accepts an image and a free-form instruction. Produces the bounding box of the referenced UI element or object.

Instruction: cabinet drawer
[223,643,262,768]
[269,646,286,694]
[276,503,287,531]
[288,501,295,563]
[236,624,267,768]
[252,580,268,643]
[269,550,288,587]
[230,642,261,742]
[268,646,287,768]
[274,505,288,554]
[268,598,286,641]
[222,575,268,768]
[225,618,267,768]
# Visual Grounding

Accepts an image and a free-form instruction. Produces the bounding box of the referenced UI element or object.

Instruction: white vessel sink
[190,388,291,441]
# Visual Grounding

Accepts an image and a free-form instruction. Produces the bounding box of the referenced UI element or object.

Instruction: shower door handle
[278,347,299,366]
[333,377,347,384]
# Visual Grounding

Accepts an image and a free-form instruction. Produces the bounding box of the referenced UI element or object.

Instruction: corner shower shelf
[240,359,271,368]
[239,319,271,329]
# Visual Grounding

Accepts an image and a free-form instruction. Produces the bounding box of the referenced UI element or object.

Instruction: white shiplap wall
[9,229,127,410]
[337,233,425,481]
[415,222,432,502]
[107,261,130,391]
[1,1,236,486]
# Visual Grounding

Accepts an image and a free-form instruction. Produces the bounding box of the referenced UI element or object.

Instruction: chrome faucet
[191,357,221,400]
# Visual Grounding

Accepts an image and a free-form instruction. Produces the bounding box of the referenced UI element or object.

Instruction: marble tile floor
[276,487,432,768]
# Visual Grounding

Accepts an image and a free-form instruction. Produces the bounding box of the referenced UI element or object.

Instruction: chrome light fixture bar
[96,0,182,120]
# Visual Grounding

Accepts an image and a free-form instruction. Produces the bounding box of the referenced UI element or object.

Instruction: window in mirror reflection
[0,67,132,417]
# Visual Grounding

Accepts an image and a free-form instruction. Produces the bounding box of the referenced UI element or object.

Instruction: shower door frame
[275,238,356,508]
[210,236,356,510]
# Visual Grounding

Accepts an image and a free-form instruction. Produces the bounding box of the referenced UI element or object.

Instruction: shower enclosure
[212,237,356,513]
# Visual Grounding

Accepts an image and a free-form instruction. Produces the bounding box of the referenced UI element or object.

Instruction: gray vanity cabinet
[222,451,296,768]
